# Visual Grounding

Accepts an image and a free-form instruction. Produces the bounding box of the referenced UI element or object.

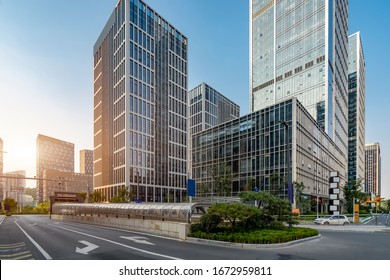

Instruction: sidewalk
[297,224,390,233]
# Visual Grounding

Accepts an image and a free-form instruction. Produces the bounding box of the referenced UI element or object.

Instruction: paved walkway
[296,224,390,233]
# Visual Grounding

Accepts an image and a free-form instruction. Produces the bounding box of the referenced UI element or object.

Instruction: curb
[186,234,321,248]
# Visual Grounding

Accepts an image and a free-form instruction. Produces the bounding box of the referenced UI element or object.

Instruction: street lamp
[136,171,140,201]
[279,120,292,204]
[313,153,319,219]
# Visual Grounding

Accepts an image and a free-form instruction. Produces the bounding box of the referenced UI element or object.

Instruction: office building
[42,169,92,202]
[188,83,240,177]
[36,134,74,202]
[192,97,346,211]
[347,32,365,183]
[94,0,188,202]
[80,149,93,175]
[0,138,3,200]
[365,143,381,196]
[0,137,3,175]
[250,0,349,157]
[3,170,26,203]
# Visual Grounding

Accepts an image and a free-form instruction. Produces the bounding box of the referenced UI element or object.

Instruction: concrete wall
[51,214,190,240]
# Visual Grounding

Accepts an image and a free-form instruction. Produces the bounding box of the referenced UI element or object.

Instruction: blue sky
[0,0,389,197]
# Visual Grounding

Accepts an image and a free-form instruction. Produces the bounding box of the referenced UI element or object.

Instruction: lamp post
[313,153,319,219]
[136,171,140,201]
[279,120,292,204]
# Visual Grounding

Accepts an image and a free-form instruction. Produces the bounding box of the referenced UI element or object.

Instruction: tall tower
[187,83,240,177]
[347,32,365,183]
[94,0,188,202]
[36,134,74,203]
[365,143,381,196]
[80,149,93,175]
[250,0,349,156]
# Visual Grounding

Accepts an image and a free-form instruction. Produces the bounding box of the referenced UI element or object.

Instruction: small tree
[208,203,259,229]
[3,197,18,213]
[244,177,255,192]
[293,181,305,209]
[90,190,106,203]
[343,179,367,213]
[209,162,232,196]
[109,186,132,203]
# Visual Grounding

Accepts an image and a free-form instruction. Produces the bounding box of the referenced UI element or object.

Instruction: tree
[342,179,367,214]
[240,191,292,221]
[3,198,18,213]
[299,198,312,215]
[269,172,285,197]
[198,183,211,197]
[244,177,255,192]
[109,186,132,203]
[209,162,232,196]
[34,202,49,214]
[90,190,105,203]
[293,181,306,209]
[208,203,259,229]
[240,191,277,209]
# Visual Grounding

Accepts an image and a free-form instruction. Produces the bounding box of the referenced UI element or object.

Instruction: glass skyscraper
[192,97,346,208]
[94,0,188,202]
[250,0,349,157]
[347,32,365,183]
[187,83,240,177]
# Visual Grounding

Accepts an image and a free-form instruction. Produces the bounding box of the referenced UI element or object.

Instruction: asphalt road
[0,215,389,260]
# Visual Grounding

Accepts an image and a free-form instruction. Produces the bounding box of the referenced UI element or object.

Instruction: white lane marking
[120,236,155,245]
[14,220,52,260]
[52,219,181,242]
[76,241,99,255]
[52,224,182,260]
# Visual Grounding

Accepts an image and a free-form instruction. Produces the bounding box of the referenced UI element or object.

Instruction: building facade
[0,137,3,175]
[347,32,365,183]
[365,143,381,196]
[0,138,3,200]
[36,134,74,202]
[94,0,188,202]
[192,97,346,210]
[2,170,26,203]
[42,169,92,202]
[250,0,349,157]
[80,149,93,175]
[188,82,240,177]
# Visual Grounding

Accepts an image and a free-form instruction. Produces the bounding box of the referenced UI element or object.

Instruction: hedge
[190,227,319,244]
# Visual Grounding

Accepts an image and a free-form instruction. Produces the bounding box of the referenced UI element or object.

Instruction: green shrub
[191,214,223,233]
[189,227,319,244]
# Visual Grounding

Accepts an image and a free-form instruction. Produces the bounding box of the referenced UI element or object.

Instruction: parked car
[314,215,350,225]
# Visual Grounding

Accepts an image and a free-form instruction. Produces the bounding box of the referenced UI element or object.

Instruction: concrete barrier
[51,214,190,240]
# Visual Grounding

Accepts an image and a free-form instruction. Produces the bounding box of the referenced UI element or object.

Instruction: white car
[314,215,350,225]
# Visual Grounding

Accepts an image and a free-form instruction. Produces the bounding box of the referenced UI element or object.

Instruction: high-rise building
[36,134,74,202]
[250,0,349,157]
[192,97,346,211]
[94,0,188,202]
[365,143,381,196]
[0,137,3,175]
[3,170,26,202]
[42,169,92,202]
[347,32,365,183]
[80,149,93,175]
[188,83,240,177]
[0,138,3,200]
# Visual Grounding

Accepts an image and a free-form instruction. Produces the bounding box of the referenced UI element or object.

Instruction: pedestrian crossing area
[0,242,34,260]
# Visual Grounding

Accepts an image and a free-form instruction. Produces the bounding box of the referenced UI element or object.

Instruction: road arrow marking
[120,236,155,245]
[76,241,99,255]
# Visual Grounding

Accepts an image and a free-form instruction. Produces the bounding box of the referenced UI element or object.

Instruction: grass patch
[190,227,319,244]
